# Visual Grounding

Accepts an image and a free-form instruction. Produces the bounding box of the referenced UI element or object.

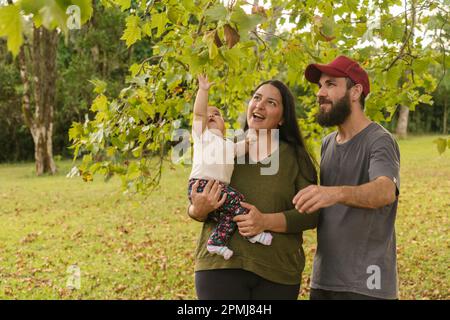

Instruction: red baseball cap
[305,55,370,96]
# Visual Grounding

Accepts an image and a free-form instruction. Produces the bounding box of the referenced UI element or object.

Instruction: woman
[188,80,318,300]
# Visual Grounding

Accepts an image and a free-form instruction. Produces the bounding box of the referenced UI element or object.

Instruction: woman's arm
[187,180,226,222]
[234,202,287,237]
[234,151,319,235]
[233,202,317,237]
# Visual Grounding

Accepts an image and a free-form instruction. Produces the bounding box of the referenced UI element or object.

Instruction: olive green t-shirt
[194,142,318,285]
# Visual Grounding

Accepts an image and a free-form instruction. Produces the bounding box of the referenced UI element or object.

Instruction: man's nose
[317,86,326,98]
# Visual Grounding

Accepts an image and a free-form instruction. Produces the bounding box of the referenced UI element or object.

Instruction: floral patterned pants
[188,178,248,246]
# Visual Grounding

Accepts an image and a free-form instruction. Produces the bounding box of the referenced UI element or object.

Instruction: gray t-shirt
[311,122,400,299]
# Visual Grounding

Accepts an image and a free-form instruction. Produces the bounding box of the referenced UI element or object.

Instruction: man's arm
[338,176,397,209]
[293,176,397,213]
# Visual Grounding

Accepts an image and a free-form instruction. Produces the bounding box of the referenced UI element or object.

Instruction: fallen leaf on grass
[71,230,84,240]
[117,225,130,235]
[114,284,128,293]
[20,232,40,244]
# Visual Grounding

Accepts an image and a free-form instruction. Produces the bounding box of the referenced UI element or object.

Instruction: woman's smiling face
[247,84,283,130]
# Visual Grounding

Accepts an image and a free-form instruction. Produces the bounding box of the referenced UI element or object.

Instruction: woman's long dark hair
[245,80,318,184]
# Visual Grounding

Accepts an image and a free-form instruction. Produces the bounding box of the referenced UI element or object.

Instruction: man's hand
[233,202,267,237]
[292,185,341,214]
[292,177,397,213]
[190,180,226,221]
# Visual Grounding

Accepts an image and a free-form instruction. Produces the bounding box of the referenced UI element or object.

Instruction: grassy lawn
[0,135,448,299]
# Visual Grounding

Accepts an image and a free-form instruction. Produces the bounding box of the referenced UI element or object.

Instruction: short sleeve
[369,135,401,194]
[192,127,213,143]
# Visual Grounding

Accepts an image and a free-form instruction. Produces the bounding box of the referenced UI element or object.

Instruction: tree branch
[383,1,416,72]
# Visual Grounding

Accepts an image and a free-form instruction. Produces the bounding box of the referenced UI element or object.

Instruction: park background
[0,0,448,299]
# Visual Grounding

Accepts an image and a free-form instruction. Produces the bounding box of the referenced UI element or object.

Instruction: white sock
[248,232,273,245]
[207,245,233,260]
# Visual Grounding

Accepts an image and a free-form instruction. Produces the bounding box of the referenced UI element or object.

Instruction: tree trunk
[396,105,410,138]
[18,26,58,175]
[395,1,416,139]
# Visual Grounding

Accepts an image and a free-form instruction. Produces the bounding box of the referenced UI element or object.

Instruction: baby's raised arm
[193,74,214,136]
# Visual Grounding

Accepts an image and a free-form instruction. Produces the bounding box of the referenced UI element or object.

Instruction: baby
[187,74,272,260]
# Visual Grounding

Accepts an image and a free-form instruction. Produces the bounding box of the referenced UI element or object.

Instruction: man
[293,56,400,300]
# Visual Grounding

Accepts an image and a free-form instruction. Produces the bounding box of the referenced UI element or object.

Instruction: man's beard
[316,92,351,127]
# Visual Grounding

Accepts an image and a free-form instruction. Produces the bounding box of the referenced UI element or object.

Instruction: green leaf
[204,3,228,22]
[418,94,433,106]
[345,0,359,11]
[129,63,141,77]
[385,66,401,88]
[151,12,167,38]
[121,15,142,47]
[392,24,404,41]
[230,7,264,40]
[222,46,243,69]
[127,162,141,180]
[89,79,107,94]
[19,0,46,13]
[412,59,430,75]
[114,0,131,11]
[69,122,84,141]
[142,21,152,36]
[203,31,219,60]
[180,0,198,13]
[166,72,183,90]
[91,94,108,112]
[0,5,23,56]
[321,16,335,38]
[167,6,183,25]
[140,102,155,118]
[433,138,447,155]
[319,1,333,16]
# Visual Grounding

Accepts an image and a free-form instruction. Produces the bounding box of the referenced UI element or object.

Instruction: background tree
[0,0,93,174]
[55,2,151,159]
[66,0,447,192]
[0,0,447,183]
[18,26,59,174]
[0,39,32,162]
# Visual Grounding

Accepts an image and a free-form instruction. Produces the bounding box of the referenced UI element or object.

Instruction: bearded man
[293,56,400,300]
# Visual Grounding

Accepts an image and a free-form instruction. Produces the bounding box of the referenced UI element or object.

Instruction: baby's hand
[198,74,214,91]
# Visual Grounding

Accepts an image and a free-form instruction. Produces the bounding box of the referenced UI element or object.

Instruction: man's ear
[351,84,363,101]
